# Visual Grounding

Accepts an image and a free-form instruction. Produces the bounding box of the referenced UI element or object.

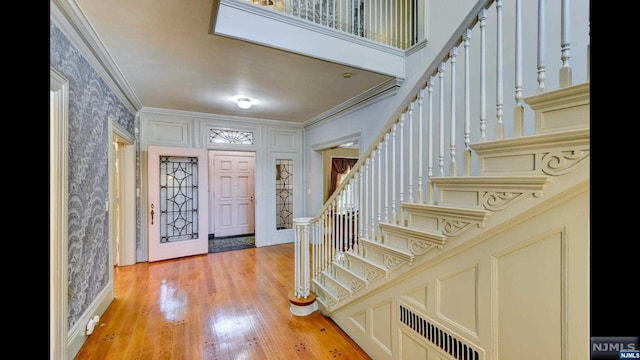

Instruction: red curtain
[330,157,358,195]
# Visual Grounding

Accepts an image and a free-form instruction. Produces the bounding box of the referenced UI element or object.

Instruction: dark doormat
[208,234,256,253]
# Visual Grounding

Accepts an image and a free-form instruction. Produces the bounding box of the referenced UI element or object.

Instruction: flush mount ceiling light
[236,97,252,109]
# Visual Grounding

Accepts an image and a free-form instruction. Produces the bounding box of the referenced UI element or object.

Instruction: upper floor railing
[246,0,420,49]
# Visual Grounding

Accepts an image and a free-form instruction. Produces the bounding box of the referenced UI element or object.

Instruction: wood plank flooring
[74,243,372,360]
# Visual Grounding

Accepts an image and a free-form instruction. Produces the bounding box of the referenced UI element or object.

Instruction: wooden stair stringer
[430,175,551,211]
[400,204,491,237]
[317,163,589,315]
[332,261,370,291]
[469,128,590,176]
[359,237,415,269]
[376,221,447,257]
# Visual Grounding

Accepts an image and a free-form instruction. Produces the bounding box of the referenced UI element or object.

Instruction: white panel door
[212,151,255,237]
[147,146,209,262]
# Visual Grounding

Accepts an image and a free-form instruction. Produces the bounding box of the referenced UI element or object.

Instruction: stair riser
[524,81,590,135]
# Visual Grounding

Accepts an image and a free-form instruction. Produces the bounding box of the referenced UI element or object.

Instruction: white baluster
[560,0,572,87]
[398,113,405,225]
[391,122,397,224]
[331,201,336,262]
[514,0,524,137]
[358,170,363,241]
[427,79,434,204]
[537,0,547,93]
[391,0,396,47]
[495,0,504,140]
[385,0,389,44]
[363,159,368,238]
[438,62,445,177]
[408,101,414,202]
[463,29,472,176]
[449,46,458,177]
[337,201,341,260]
[320,213,325,270]
[370,150,376,240]
[374,0,378,42]
[384,133,389,223]
[479,8,487,142]
[333,1,340,29]
[376,143,382,240]
[417,88,424,203]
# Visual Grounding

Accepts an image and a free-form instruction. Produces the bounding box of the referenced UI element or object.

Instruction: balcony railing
[246,0,419,50]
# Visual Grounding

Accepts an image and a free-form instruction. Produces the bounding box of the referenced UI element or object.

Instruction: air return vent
[399,305,480,360]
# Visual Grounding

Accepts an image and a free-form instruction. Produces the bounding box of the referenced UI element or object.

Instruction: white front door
[147,146,209,262]
[210,151,255,237]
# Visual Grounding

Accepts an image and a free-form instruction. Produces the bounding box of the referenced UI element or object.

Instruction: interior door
[147,145,209,262]
[211,151,255,237]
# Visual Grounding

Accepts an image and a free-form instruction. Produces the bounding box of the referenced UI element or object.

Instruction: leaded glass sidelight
[159,156,199,243]
[276,159,293,230]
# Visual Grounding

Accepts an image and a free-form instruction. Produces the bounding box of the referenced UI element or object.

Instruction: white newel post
[289,217,316,316]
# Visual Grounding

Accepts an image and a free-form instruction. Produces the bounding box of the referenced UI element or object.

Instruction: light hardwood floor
[74,243,372,359]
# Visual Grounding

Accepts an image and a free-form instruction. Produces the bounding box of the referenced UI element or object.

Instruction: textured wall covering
[50,21,136,329]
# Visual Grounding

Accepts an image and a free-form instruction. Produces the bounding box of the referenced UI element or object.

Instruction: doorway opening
[208,150,256,252]
[109,120,136,267]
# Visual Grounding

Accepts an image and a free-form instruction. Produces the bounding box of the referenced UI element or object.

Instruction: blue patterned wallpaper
[50,21,137,329]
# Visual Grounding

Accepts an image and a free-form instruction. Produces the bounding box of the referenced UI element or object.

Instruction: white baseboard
[66,283,114,360]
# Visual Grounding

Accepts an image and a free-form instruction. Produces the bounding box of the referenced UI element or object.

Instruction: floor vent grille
[399,305,479,360]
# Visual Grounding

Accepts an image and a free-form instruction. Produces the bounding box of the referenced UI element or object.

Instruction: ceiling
[74,0,396,124]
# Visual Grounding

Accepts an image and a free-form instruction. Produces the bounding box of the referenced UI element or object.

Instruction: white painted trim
[140,106,305,128]
[269,151,302,245]
[311,132,362,152]
[109,119,137,266]
[135,113,148,262]
[50,67,69,360]
[66,285,113,359]
[290,302,317,316]
[50,0,141,114]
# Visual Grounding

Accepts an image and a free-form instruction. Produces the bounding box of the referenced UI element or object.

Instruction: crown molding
[50,0,142,114]
[139,107,305,128]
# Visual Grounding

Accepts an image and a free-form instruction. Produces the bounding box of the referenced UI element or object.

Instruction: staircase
[319,84,589,360]
[311,81,589,311]
[291,0,590,358]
